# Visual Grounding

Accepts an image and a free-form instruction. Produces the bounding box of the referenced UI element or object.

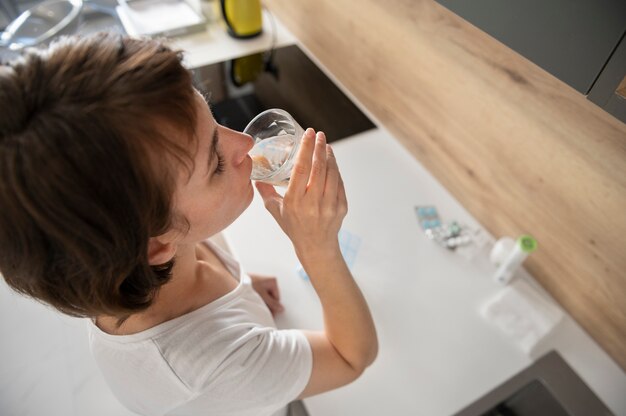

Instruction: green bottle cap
[518,235,538,253]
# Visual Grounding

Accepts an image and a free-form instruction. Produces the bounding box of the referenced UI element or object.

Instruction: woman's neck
[96,243,205,334]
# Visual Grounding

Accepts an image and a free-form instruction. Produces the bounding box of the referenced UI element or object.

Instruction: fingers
[337,169,348,214]
[287,128,316,195]
[249,275,284,315]
[268,299,285,315]
[266,278,281,301]
[323,144,339,201]
[255,275,280,300]
[288,129,327,197]
[259,289,284,315]
[306,132,328,195]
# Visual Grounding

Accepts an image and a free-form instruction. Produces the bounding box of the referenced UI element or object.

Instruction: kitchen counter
[177,11,626,416]
[168,8,296,69]
[260,0,626,373]
[222,128,626,415]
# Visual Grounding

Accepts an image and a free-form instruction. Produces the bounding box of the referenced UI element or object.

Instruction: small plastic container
[244,109,304,186]
[491,235,538,285]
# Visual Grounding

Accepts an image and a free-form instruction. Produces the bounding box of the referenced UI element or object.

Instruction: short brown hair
[0,33,197,321]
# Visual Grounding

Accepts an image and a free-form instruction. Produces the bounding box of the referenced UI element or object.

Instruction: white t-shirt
[87,239,313,416]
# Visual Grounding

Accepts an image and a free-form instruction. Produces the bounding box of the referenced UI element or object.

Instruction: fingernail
[306,128,314,137]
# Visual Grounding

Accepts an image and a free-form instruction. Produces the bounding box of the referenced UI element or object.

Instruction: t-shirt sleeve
[199,327,312,413]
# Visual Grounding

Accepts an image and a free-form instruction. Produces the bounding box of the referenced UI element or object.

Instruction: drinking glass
[245,108,304,186]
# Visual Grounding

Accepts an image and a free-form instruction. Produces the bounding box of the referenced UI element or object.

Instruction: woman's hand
[249,274,284,316]
[255,129,348,261]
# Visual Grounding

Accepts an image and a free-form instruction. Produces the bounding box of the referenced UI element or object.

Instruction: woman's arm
[297,248,377,398]
[255,128,378,398]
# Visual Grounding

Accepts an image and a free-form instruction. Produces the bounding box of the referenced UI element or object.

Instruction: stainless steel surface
[454,351,614,416]
[0,0,21,22]
[0,0,124,62]
[0,0,83,50]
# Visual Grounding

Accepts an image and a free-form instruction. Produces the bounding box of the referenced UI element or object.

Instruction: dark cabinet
[587,35,626,123]
[435,0,626,123]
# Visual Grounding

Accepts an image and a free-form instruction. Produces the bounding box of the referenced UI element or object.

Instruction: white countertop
[169,8,297,69]
[222,129,626,416]
[174,10,626,416]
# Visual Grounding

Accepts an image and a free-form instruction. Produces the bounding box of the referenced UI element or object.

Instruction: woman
[0,33,377,416]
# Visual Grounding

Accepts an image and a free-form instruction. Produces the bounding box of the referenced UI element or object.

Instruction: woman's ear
[147,236,177,265]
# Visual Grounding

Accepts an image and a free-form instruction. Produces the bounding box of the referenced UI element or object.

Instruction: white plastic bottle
[492,235,538,285]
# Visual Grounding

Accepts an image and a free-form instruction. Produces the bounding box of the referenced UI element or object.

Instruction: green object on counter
[518,235,538,253]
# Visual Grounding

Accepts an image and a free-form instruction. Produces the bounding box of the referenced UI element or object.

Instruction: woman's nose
[241,131,254,153]
[225,128,254,166]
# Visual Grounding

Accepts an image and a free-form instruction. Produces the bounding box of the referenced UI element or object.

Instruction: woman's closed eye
[208,124,225,176]
[214,151,225,175]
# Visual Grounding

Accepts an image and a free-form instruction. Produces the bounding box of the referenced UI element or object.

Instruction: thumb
[255,182,282,215]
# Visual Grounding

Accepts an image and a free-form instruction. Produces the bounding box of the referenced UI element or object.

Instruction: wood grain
[263,0,626,369]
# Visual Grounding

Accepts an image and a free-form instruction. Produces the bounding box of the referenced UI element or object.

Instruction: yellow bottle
[220,0,263,38]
